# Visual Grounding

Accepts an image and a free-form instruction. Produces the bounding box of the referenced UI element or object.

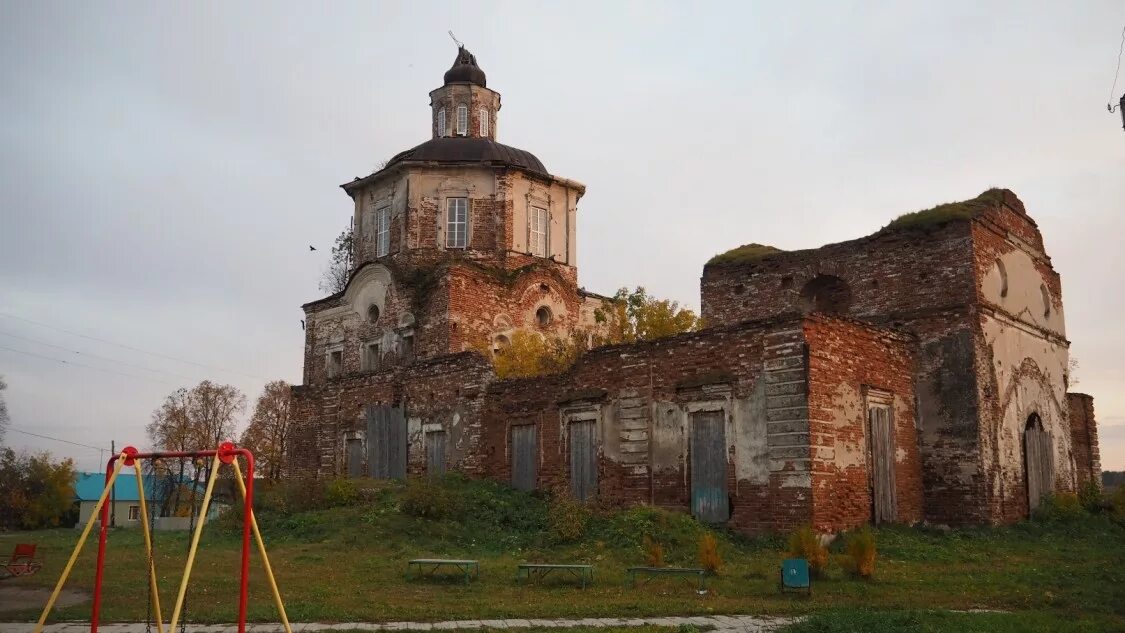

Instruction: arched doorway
[1023,413,1052,515]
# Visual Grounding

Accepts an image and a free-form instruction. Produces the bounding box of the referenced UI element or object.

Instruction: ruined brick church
[290,47,1102,534]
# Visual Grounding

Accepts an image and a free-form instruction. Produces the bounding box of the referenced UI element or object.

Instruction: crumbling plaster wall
[973,201,1072,522]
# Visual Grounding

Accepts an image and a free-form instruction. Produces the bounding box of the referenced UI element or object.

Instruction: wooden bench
[517,563,594,588]
[407,559,479,583]
[626,566,706,591]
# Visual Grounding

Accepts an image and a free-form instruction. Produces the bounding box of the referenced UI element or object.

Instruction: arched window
[479,107,489,136]
[798,275,852,314]
[437,109,446,137]
[367,304,380,324]
[996,259,1008,298]
[456,105,468,135]
[1040,284,1051,318]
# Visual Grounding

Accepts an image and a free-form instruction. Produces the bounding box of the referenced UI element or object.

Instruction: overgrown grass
[880,188,1008,232]
[4,475,1124,628]
[777,608,1121,633]
[705,243,785,267]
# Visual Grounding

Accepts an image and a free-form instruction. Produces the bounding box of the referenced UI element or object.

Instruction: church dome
[443,46,487,87]
[384,137,547,175]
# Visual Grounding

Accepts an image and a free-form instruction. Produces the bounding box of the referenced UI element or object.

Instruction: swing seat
[0,543,43,580]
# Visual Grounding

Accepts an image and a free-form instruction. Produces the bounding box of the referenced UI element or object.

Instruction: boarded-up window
[426,430,446,478]
[568,420,597,502]
[366,404,407,479]
[690,410,729,523]
[510,424,537,492]
[346,438,364,477]
[1024,414,1053,513]
[866,390,897,524]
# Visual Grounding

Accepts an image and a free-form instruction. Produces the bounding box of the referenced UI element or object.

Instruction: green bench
[407,558,479,583]
[517,563,594,588]
[626,566,706,591]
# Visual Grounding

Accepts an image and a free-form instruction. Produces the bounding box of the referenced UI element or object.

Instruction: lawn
[3,475,1124,632]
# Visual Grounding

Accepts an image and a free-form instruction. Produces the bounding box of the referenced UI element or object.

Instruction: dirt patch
[0,585,89,612]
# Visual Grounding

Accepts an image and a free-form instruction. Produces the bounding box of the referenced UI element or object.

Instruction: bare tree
[0,376,9,446]
[239,380,292,482]
[146,381,246,515]
[146,388,193,515]
[319,225,354,294]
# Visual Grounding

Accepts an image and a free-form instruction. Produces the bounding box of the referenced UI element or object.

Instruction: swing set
[35,442,292,633]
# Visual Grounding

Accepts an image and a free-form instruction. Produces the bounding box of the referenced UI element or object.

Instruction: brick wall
[803,315,923,531]
[1068,393,1101,489]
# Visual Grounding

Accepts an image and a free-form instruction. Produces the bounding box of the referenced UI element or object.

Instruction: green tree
[0,448,77,529]
[320,225,354,294]
[594,286,700,345]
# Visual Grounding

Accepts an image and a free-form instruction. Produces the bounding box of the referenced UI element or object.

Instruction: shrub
[787,525,828,578]
[841,526,877,578]
[698,532,722,574]
[400,479,462,520]
[1077,480,1109,513]
[1034,492,1086,522]
[642,534,665,567]
[325,478,359,507]
[1111,485,1125,524]
[547,493,591,543]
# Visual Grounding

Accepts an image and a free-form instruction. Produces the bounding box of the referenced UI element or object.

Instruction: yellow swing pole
[133,462,164,633]
[231,460,292,633]
[34,453,128,633]
[167,452,221,633]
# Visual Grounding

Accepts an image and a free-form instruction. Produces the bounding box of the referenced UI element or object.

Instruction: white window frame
[376,204,390,257]
[530,206,548,257]
[479,107,488,136]
[446,197,468,249]
[456,104,468,135]
[128,505,140,521]
[437,108,446,137]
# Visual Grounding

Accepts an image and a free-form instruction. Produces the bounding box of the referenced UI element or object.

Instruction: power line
[0,344,176,386]
[0,330,199,383]
[7,426,108,453]
[0,312,266,380]
[1111,24,1125,111]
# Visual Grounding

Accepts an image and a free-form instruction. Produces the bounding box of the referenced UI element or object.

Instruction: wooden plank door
[346,438,364,477]
[426,430,447,477]
[367,404,407,479]
[1025,427,1053,513]
[690,411,729,523]
[869,406,898,524]
[569,420,598,502]
[510,424,538,492]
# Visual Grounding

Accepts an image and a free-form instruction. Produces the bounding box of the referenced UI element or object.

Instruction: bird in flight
[309,245,317,251]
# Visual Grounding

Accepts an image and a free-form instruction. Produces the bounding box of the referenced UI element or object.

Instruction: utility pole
[110,439,116,528]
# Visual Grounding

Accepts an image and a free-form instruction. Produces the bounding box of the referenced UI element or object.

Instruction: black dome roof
[386,137,547,175]
[444,46,487,87]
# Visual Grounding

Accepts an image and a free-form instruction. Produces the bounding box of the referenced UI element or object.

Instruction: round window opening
[367,304,380,324]
[536,306,552,327]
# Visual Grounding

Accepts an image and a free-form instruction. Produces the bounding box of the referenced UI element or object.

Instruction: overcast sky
[1,1,1123,474]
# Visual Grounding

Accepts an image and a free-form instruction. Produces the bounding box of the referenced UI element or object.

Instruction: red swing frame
[90,443,255,633]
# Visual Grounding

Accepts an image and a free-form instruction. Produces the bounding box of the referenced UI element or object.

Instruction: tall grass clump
[642,534,665,567]
[698,532,722,574]
[547,493,591,543]
[787,525,828,578]
[841,526,877,578]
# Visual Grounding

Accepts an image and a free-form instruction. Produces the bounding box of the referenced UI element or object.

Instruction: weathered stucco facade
[290,48,1100,535]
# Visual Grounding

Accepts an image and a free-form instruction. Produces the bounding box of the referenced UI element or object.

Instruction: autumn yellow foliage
[698,532,722,574]
[842,526,877,578]
[490,330,581,379]
[642,534,665,567]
